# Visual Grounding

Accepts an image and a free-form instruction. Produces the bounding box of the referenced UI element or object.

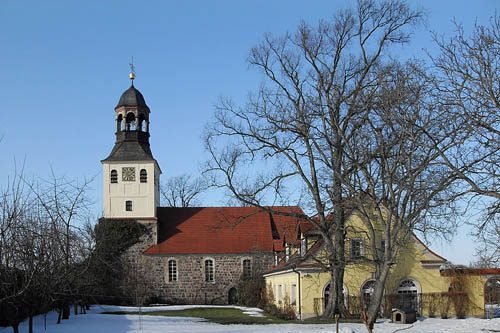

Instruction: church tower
[102,73,161,219]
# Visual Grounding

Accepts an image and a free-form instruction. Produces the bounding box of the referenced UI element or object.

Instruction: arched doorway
[485,277,500,319]
[228,287,238,305]
[323,283,348,311]
[360,279,376,310]
[396,278,421,313]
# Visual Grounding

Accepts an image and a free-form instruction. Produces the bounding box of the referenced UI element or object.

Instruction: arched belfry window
[125,200,133,211]
[138,114,146,132]
[116,114,123,132]
[140,169,147,183]
[126,113,136,131]
[110,170,118,183]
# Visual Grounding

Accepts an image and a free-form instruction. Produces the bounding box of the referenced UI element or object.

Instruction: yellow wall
[265,211,491,319]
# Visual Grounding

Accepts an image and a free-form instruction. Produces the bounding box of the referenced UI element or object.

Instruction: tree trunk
[11,322,19,333]
[62,302,70,320]
[362,262,391,332]
[323,125,349,318]
[29,315,33,333]
[57,308,62,324]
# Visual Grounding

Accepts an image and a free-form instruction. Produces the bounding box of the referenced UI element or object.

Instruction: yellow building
[263,209,500,319]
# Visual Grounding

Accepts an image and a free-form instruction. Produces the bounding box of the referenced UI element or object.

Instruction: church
[99,74,500,318]
[99,73,302,305]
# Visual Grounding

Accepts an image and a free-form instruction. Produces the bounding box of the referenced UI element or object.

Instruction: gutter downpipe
[293,267,301,320]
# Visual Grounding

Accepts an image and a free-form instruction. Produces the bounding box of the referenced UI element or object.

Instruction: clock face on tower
[122,167,136,181]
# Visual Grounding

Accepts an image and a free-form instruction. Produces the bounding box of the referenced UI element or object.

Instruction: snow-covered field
[1,305,499,333]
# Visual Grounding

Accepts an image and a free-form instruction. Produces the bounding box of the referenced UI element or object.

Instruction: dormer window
[140,169,147,183]
[110,170,118,183]
[285,245,290,262]
[301,236,307,256]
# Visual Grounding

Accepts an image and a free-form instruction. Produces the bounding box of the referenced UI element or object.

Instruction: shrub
[313,298,321,317]
[278,296,297,320]
[449,292,469,319]
[260,285,296,320]
[438,293,451,319]
[238,274,265,307]
[422,293,439,318]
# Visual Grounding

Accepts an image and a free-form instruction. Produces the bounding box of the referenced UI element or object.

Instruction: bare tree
[27,172,93,321]
[431,15,500,266]
[204,0,424,317]
[346,61,460,332]
[160,174,207,207]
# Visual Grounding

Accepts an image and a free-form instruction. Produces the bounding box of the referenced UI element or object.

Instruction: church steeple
[101,74,161,219]
[103,78,154,163]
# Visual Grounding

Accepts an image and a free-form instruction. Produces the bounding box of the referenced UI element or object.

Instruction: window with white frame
[140,169,147,183]
[291,283,297,306]
[242,259,251,278]
[110,169,118,183]
[277,284,283,303]
[350,238,363,259]
[204,259,214,282]
[168,259,177,282]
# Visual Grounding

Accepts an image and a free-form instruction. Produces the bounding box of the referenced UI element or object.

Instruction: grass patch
[102,307,363,325]
[103,307,283,324]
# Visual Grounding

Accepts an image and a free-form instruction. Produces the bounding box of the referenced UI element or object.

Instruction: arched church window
[242,259,251,278]
[140,169,147,183]
[168,259,177,282]
[204,259,214,282]
[125,200,133,211]
[110,170,118,183]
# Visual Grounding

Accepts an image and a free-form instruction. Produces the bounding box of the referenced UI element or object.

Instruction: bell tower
[101,71,161,219]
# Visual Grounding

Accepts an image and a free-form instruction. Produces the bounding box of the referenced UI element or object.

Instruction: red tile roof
[144,206,304,255]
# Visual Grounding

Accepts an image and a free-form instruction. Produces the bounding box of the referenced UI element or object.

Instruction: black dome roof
[115,84,148,109]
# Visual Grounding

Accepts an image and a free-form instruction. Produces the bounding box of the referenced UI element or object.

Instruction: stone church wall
[120,220,273,305]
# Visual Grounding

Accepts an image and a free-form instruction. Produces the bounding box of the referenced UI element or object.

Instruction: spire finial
[129,55,136,81]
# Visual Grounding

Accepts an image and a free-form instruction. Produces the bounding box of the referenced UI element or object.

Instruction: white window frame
[204,258,215,283]
[350,237,364,259]
[166,258,178,283]
[242,258,252,278]
[291,283,297,306]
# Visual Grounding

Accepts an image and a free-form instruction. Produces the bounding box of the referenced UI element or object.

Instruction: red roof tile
[144,206,304,255]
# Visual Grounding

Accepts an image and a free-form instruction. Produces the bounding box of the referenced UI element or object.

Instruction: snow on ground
[1,305,499,333]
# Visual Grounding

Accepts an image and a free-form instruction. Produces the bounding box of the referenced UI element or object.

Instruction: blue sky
[0,0,497,265]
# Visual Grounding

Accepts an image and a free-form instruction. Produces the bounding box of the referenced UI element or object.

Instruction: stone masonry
[120,220,274,304]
